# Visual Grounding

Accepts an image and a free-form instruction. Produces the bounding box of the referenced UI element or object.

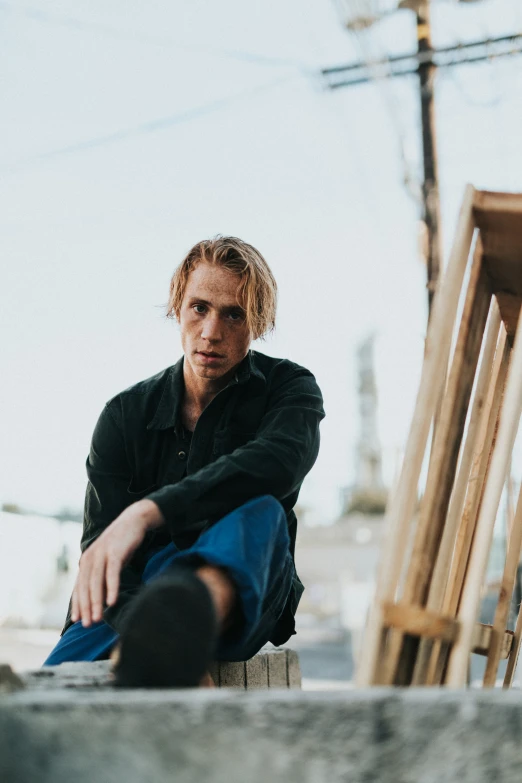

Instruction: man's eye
[193,304,206,314]
[228,311,243,321]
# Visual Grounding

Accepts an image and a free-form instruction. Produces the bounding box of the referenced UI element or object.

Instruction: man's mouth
[197,351,224,359]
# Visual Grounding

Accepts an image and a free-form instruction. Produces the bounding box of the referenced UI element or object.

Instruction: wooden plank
[447,307,522,686]
[495,293,521,341]
[412,302,502,684]
[356,185,477,687]
[474,191,522,271]
[382,602,459,643]
[382,242,491,686]
[482,480,522,685]
[473,192,522,340]
[504,599,522,687]
[426,331,510,685]
[474,190,522,218]
[472,624,514,659]
[443,336,510,617]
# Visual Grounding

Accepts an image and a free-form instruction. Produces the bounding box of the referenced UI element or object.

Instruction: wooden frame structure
[356,186,522,688]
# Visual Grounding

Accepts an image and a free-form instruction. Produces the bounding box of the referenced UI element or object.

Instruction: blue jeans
[44,495,295,665]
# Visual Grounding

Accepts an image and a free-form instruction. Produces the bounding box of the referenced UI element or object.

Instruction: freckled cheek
[229,331,251,359]
[179,321,200,352]
[180,315,201,335]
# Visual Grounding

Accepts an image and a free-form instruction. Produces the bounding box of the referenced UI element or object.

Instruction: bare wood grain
[382,241,490,685]
[447,308,522,686]
[412,302,502,684]
[356,185,477,687]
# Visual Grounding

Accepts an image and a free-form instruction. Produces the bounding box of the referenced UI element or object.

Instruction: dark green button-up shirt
[63,349,325,645]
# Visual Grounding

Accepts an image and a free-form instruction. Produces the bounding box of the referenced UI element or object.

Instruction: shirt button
[178,450,187,460]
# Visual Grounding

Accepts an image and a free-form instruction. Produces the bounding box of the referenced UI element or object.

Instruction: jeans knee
[247,496,288,543]
[249,494,285,518]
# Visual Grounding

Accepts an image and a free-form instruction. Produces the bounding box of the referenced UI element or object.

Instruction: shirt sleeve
[82,402,143,626]
[62,401,144,635]
[147,369,325,535]
[82,401,133,550]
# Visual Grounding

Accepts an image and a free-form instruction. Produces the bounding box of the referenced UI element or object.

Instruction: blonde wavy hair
[167,236,277,341]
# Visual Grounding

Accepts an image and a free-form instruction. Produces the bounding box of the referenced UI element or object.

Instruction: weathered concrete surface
[12,646,301,691]
[0,664,24,693]
[2,687,522,783]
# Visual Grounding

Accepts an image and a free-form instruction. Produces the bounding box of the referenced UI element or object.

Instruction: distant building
[342,334,388,515]
[295,336,390,658]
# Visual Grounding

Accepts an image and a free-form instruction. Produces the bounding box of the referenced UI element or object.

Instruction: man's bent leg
[46,496,292,673]
[43,621,118,666]
[142,495,294,661]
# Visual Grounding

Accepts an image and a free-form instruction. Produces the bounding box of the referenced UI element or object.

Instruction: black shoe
[113,569,218,688]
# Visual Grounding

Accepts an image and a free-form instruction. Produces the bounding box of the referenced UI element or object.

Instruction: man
[45,236,325,687]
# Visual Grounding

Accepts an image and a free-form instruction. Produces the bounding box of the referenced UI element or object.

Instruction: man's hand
[71,499,165,627]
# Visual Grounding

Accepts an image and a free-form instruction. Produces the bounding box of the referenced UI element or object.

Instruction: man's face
[179,262,252,383]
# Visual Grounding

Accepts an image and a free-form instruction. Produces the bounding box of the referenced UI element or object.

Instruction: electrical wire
[437,0,522,109]
[2,74,299,174]
[0,0,312,71]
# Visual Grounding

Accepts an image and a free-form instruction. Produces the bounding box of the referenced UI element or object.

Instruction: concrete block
[0,665,24,693]
[218,660,245,689]
[266,648,288,688]
[31,650,299,691]
[245,654,268,689]
[286,649,302,689]
[34,661,112,690]
[3,689,522,782]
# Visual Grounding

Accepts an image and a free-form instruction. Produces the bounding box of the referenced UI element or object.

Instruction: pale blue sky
[1,0,522,521]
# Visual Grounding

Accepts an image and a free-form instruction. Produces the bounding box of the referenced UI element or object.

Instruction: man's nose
[201,313,222,342]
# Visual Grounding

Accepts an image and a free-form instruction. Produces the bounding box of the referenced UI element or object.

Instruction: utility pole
[416,0,441,318]
[324,4,522,319]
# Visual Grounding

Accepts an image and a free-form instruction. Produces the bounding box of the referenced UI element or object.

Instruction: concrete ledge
[12,646,301,691]
[2,688,522,782]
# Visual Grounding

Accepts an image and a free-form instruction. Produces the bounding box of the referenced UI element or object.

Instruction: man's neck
[182,362,235,420]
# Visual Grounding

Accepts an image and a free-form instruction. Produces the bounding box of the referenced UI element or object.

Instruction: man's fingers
[71,584,80,623]
[89,555,107,624]
[106,555,121,607]
[77,560,93,627]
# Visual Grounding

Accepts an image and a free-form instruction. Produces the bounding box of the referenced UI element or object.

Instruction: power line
[0,1,310,72]
[322,33,522,88]
[2,75,297,174]
[323,24,522,318]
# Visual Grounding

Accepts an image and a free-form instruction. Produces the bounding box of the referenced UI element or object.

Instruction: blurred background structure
[1,0,522,685]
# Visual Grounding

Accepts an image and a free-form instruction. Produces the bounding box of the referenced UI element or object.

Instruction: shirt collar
[236,349,266,386]
[147,357,185,432]
[147,350,266,432]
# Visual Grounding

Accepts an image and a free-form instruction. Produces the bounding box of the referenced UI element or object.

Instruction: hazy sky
[2,0,522,522]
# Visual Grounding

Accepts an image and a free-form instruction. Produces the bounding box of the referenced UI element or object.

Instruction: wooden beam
[482,480,522,685]
[355,185,477,687]
[447,307,522,686]
[412,301,502,684]
[504,601,522,687]
[382,602,459,643]
[473,624,513,660]
[381,607,512,659]
[382,240,491,685]
[425,330,510,685]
